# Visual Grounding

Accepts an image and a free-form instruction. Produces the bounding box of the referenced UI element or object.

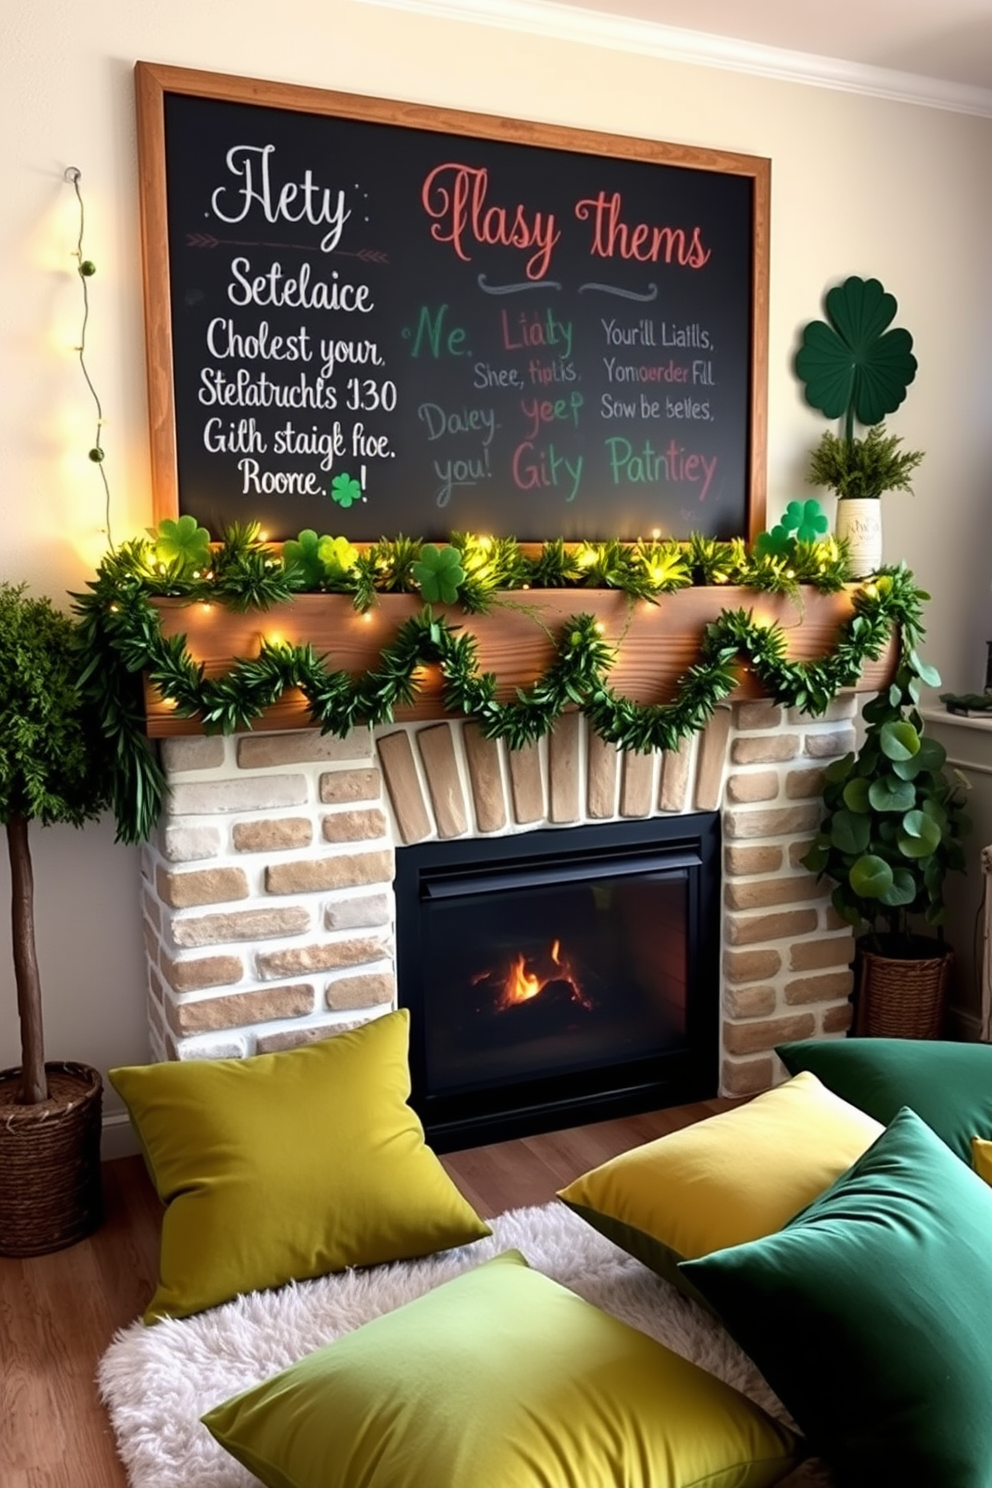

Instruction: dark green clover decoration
[412,544,466,604]
[152,515,213,576]
[795,276,917,440]
[330,473,363,509]
[755,498,829,559]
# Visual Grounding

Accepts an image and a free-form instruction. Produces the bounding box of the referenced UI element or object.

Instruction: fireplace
[141,699,862,1126]
[395,814,721,1149]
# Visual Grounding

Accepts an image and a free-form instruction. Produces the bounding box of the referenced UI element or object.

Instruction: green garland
[72,522,930,847]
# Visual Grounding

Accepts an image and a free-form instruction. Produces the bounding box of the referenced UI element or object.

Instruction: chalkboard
[135,63,769,543]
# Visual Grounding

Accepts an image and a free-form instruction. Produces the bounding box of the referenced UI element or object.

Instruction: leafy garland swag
[73,521,934,846]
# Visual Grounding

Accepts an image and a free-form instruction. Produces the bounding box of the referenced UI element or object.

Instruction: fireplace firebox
[395,813,721,1150]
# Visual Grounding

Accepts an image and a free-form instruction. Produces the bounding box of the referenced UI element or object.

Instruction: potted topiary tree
[0,581,111,1254]
[802,634,970,1039]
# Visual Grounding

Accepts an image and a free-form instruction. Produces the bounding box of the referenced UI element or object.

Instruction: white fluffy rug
[99,1201,830,1486]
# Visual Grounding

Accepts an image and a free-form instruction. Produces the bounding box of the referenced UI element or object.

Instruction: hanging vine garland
[72,521,929,846]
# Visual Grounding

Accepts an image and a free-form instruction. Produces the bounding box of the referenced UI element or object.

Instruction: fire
[480,938,591,1012]
[505,951,542,1005]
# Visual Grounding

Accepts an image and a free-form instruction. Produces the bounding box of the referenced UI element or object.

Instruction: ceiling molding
[352,0,992,118]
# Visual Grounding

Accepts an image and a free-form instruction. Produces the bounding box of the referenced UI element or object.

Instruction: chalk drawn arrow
[184,232,388,264]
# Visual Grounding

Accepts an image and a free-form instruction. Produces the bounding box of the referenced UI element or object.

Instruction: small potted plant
[806,424,924,577]
[802,637,970,1039]
[0,582,111,1254]
[796,274,922,577]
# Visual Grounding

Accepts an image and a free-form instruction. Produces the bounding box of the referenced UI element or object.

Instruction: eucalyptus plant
[802,650,969,951]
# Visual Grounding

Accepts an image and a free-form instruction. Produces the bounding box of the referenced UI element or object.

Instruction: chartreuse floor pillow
[776,1037,992,1163]
[972,1137,992,1184]
[110,1010,490,1323]
[682,1108,992,1488]
[202,1249,800,1488]
[557,1071,882,1294]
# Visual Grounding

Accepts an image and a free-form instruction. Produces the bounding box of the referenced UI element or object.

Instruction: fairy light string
[73,524,931,846]
[64,165,113,549]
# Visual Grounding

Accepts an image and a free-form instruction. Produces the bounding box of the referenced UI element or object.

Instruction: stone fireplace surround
[141,694,859,1103]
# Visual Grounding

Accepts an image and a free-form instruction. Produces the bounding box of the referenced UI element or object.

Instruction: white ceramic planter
[835,498,883,578]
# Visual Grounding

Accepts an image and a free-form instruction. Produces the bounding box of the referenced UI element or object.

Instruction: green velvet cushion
[203,1250,799,1488]
[776,1037,992,1163]
[110,1010,490,1323]
[682,1108,992,1488]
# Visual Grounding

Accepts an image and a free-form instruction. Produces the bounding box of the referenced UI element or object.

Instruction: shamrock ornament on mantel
[152,515,213,577]
[412,544,466,604]
[755,499,829,561]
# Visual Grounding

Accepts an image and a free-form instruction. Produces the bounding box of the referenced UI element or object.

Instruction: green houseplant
[796,275,922,578]
[0,581,111,1254]
[807,423,925,502]
[806,424,925,580]
[802,639,969,1038]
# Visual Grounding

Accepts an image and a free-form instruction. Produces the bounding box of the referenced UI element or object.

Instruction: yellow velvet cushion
[558,1070,883,1294]
[972,1136,992,1185]
[110,1010,490,1323]
[203,1250,799,1488]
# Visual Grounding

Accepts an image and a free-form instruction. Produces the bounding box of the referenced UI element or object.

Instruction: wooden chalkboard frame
[134,61,769,540]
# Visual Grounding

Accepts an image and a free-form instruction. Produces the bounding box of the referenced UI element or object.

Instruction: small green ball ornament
[88,446,105,463]
[79,260,96,277]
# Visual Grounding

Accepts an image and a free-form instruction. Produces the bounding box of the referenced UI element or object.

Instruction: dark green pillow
[681,1108,992,1488]
[776,1037,992,1163]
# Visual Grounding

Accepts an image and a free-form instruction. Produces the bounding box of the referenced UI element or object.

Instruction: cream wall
[2,0,991,1129]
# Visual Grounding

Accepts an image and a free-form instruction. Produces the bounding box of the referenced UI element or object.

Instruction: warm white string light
[64,165,113,548]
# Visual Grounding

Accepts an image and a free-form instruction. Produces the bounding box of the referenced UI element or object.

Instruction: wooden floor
[0,1097,729,1488]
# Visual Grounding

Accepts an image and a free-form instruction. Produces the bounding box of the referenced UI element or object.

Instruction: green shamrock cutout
[795,276,917,440]
[152,515,212,575]
[754,525,793,559]
[317,534,359,576]
[330,473,363,508]
[282,530,325,587]
[783,498,829,543]
[411,544,466,604]
[754,499,829,559]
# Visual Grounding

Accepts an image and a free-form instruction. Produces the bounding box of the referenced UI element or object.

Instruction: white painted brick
[161,736,227,773]
[167,775,308,815]
[160,824,222,862]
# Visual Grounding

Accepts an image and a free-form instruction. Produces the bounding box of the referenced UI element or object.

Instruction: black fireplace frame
[394,812,721,1151]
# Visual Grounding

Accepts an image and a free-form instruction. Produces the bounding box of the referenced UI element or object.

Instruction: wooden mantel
[143,586,896,737]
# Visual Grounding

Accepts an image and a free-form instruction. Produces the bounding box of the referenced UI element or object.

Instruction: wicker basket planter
[856,941,953,1041]
[0,1061,103,1256]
